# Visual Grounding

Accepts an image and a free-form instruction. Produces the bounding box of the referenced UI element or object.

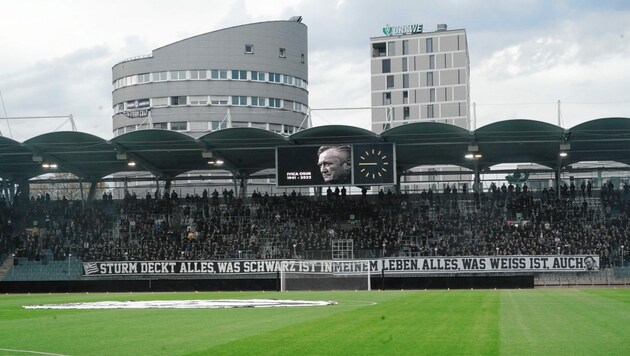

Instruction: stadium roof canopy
[1,117,629,182]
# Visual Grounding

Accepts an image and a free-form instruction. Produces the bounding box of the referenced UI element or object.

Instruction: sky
[0,0,629,141]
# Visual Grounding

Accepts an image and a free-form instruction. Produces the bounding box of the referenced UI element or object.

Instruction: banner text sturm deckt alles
[83,256,599,276]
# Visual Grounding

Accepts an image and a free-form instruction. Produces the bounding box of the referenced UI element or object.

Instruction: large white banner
[83,255,600,276]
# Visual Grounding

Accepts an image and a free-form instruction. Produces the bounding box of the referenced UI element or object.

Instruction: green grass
[0,289,628,355]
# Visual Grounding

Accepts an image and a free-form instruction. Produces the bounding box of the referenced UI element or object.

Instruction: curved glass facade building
[112,17,308,137]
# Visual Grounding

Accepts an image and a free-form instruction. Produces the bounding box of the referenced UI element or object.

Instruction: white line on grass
[0,348,68,356]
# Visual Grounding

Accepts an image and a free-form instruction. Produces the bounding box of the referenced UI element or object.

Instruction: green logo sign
[382,23,423,36]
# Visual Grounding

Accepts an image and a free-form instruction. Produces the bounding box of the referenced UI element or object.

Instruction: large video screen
[276,143,395,187]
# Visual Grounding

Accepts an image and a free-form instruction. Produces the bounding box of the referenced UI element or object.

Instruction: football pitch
[0,288,628,355]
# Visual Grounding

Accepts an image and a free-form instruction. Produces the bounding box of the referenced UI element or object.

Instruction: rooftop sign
[383,23,423,36]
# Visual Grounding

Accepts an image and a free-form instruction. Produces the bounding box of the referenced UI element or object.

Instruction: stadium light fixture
[559,143,570,158]
[127,161,136,167]
[465,146,482,159]
[42,163,58,169]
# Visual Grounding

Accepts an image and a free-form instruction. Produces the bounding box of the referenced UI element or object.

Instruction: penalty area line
[0,348,68,356]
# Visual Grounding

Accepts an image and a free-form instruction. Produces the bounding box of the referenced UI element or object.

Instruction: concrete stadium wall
[0,275,533,293]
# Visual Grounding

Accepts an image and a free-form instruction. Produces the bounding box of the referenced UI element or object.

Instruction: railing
[114,54,153,66]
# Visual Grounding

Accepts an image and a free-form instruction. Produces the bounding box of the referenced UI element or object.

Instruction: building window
[427,72,434,87]
[427,104,435,119]
[387,41,395,56]
[301,53,305,63]
[153,71,168,82]
[152,97,168,107]
[125,100,137,110]
[403,74,409,88]
[231,122,249,128]
[283,75,294,85]
[245,44,254,54]
[231,96,247,106]
[190,96,208,105]
[383,92,391,105]
[429,88,436,102]
[403,106,410,120]
[382,59,391,73]
[231,70,247,80]
[170,121,187,131]
[137,99,150,108]
[210,96,229,105]
[251,97,266,106]
[386,75,394,89]
[137,73,151,83]
[170,70,187,80]
[402,40,409,55]
[293,102,303,112]
[171,96,187,106]
[211,70,228,79]
[429,55,435,70]
[402,57,407,72]
[279,48,286,58]
[403,91,409,104]
[268,73,282,83]
[269,98,282,108]
[190,70,207,80]
[426,38,433,53]
[251,71,265,81]
[153,123,168,130]
[372,42,386,57]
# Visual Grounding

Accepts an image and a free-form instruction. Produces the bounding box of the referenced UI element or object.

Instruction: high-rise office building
[112,17,308,137]
[370,23,470,133]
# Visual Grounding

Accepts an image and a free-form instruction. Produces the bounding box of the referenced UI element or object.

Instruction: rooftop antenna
[52,114,78,132]
[296,109,311,132]
[557,99,563,128]
[136,110,153,130]
[218,109,232,130]
[0,89,12,138]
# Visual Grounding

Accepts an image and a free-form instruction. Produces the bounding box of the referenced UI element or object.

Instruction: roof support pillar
[79,179,85,205]
[313,186,322,200]
[87,182,98,202]
[17,179,29,203]
[395,173,403,195]
[1,179,11,207]
[556,165,562,199]
[233,176,239,200]
[239,175,249,201]
[473,161,481,192]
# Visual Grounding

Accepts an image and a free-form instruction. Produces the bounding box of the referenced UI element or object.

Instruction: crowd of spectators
[1,181,629,268]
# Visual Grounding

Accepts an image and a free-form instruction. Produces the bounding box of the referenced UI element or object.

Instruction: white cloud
[309,48,371,129]
[471,9,630,129]
[1,0,630,141]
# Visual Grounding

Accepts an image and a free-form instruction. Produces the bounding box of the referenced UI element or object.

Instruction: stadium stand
[1,182,628,283]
